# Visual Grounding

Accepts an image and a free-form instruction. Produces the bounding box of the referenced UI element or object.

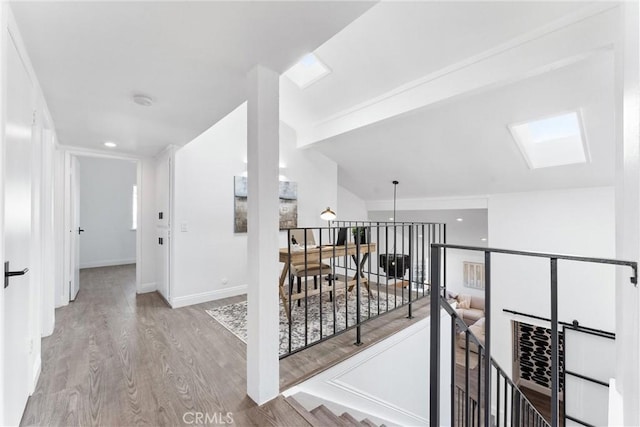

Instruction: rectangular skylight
[284,53,331,89]
[509,111,589,169]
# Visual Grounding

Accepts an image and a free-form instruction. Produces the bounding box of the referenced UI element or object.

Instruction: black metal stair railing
[429,243,638,427]
[447,300,549,427]
[279,221,445,358]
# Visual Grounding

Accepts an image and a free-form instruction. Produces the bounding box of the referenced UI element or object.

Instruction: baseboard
[79,259,136,269]
[30,354,41,395]
[137,282,157,294]
[170,285,247,308]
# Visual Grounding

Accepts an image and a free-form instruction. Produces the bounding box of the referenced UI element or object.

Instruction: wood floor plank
[21,264,429,426]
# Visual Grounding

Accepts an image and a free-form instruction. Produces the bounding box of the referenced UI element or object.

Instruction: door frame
[60,147,142,306]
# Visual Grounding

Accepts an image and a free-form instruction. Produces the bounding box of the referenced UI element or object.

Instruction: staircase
[285,396,383,427]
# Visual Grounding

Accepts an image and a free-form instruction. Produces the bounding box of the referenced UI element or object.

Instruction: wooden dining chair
[289,229,332,305]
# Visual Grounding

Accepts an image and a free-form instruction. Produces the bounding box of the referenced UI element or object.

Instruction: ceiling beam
[297,4,618,148]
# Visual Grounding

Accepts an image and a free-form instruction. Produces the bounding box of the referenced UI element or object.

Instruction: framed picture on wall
[463,261,485,290]
[233,176,298,233]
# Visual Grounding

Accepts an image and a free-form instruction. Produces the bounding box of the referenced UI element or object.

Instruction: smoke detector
[133,94,154,107]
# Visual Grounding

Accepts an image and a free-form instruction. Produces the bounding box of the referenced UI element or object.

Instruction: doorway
[64,153,141,303]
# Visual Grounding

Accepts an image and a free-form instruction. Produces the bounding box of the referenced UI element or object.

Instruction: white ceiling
[314,52,614,200]
[276,1,618,201]
[11,1,620,202]
[11,1,374,156]
[281,1,597,129]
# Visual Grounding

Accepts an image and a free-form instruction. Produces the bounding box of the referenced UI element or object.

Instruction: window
[284,53,331,89]
[508,111,588,169]
[132,185,138,230]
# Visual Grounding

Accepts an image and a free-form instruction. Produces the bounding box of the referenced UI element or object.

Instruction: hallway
[20,265,309,426]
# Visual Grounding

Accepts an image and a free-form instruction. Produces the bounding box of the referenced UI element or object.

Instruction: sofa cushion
[470,295,485,311]
[462,308,484,324]
[458,294,471,309]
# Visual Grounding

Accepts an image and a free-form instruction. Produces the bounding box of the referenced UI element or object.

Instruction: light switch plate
[181,222,188,232]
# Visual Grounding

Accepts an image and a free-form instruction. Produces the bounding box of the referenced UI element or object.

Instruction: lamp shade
[320,207,336,221]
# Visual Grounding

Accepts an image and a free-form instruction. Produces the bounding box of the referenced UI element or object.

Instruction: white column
[615,3,640,425]
[246,65,280,404]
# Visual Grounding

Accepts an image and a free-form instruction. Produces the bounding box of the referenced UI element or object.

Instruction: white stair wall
[282,311,452,426]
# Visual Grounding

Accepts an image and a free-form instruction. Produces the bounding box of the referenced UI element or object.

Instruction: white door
[3,31,34,426]
[69,156,80,300]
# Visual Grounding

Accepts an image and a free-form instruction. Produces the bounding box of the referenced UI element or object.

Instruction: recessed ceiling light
[389,217,394,221]
[456,218,463,222]
[284,53,331,89]
[481,238,487,242]
[509,111,588,169]
[104,141,117,148]
[133,94,154,107]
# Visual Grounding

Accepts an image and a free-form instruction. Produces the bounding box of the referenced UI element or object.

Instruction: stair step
[360,418,378,427]
[340,412,361,426]
[284,397,324,426]
[311,404,347,426]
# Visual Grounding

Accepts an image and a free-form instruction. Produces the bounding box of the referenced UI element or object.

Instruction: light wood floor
[21,265,431,426]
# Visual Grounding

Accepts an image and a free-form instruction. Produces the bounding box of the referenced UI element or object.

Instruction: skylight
[284,53,331,89]
[509,111,588,169]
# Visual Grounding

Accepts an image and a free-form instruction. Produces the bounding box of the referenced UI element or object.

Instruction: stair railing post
[550,258,559,427]
[484,251,492,427]
[355,230,362,346]
[429,245,441,427]
[408,225,413,319]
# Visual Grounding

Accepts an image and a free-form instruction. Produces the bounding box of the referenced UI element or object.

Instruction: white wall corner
[137,282,157,294]
[170,285,247,309]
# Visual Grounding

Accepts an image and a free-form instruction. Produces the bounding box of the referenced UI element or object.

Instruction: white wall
[445,249,485,298]
[138,157,157,292]
[488,187,616,378]
[615,3,640,424]
[337,185,367,221]
[284,314,451,426]
[78,157,136,268]
[171,102,338,307]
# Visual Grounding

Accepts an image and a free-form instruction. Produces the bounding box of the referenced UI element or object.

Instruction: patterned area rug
[206,290,412,356]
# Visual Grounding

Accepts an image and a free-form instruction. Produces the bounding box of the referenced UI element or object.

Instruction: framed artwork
[463,261,485,290]
[234,176,298,233]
